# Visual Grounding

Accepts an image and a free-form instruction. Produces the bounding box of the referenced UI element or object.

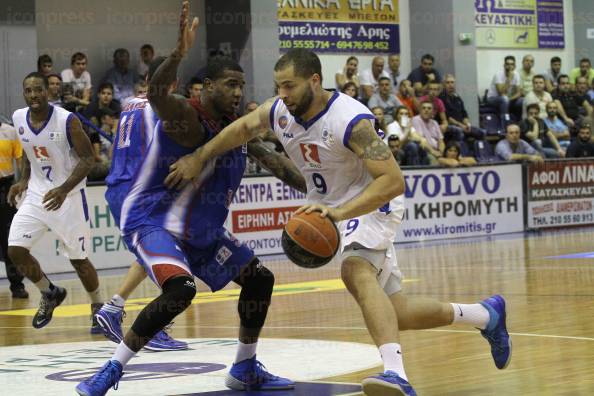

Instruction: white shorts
[336,209,404,296]
[8,189,91,260]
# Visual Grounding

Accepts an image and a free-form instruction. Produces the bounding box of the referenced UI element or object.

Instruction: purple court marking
[175,381,361,396]
[46,362,226,382]
[546,252,594,259]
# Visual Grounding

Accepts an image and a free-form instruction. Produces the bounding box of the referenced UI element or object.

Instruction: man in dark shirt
[407,54,442,96]
[553,74,592,129]
[566,122,594,158]
[519,103,564,158]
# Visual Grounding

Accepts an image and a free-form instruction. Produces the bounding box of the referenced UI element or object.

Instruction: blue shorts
[123,226,254,292]
[105,184,130,229]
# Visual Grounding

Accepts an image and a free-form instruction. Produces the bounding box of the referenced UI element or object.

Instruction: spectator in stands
[341,81,358,99]
[522,74,553,118]
[386,135,405,165]
[566,121,594,158]
[187,77,203,99]
[37,54,53,76]
[386,105,430,166]
[544,101,571,148]
[575,76,593,103]
[61,52,91,106]
[439,74,486,146]
[102,48,140,102]
[588,79,594,102]
[371,106,388,132]
[407,54,442,96]
[487,55,522,128]
[412,100,444,164]
[396,79,417,115]
[387,54,401,90]
[47,74,63,106]
[121,81,148,108]
[84,82,122,126]
[519,54,535,97]
[543,56,563,93]
[368,77,402,124]
[553,74,593,129]
[360,56,390,102]
[438,141,477,167]
[495,123,544,163]
[520,103,565,158]
[137,44,155,79]
[245,101,258,114]
[569,58,594,86]
[89,108,116,181]
[335,56,359,91]
[418,81,448,133]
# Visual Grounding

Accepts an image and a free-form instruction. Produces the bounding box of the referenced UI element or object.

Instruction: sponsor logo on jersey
[18,127,24,135]
[299,143,322,168]
[321,129,334,144]
[278,116,288,129]
[215,246,233,265]
[33,146,51,161]
[49,132,64,142]
[21,138,29,143]
[241,144,248,154]
[282,132,294,139]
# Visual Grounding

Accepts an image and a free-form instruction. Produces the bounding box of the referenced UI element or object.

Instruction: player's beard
[289,85,314,118]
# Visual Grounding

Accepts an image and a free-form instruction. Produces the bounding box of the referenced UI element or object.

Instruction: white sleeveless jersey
[270,92,404,221]
[12,105,86,199]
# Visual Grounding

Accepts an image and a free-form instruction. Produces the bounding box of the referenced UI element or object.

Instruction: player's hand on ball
[7,182,27,207]
[43,186,68,211]
[165,152,202,190]
[296,204,343,222]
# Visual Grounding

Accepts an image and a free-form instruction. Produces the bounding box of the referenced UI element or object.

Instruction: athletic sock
[34,275,56,294]
[112,341,136,368]
[234,341,258,363]
[110,294,126,308]
[379,343,407,381]
[451,303,490,329]
[87,287,103,304]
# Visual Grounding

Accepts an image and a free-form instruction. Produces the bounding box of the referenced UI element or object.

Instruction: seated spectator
[371,106,388,132]
[83,82,122,126]
[341,81,359,99]
[486,55,522,128]
[102,48,140,101]
[543,102,571,148]
[187,77,203,99]
[360,56,390,102]
[137,44,155,78]
[566,121,594,158]
[387,54,401,90]
[543,56,563,93]
[60,83,81,113]
[386,135,405,165]
[386,105,430,166]
[439,74,486,148]
[47,74,63,106]
[335,56,360,92]
[522,74,553,118]
[575,76,593,104]
[407,54,442,96]
[367,77,402,124]
[37,54,53,76]
[520,103,565,158]
[418,81,448,133]
[88,108,115,181]
[519,54,536,97]
[61,52,91,106]
[495,123,544,163]
[553,75,592,129]
[121,81,148,108]
[438,141,477,167]
[412,100,444,164]
[588,79,594,102]
[396,79,417,115]
[569,58,594,86]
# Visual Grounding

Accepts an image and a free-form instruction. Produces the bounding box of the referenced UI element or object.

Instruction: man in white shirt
[486,55,522,129]
[61,52,91,105]
[522,75,553,118]
[360,56,390,102]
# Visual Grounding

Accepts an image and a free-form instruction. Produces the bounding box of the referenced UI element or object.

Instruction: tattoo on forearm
[247,139,307,193]
[350,121,392,160]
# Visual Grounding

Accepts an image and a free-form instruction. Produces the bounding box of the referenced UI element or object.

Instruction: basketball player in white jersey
[7,72,103,331]
[166,49,511,396]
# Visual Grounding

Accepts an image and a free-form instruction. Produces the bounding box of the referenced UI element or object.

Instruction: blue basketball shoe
[225,355,295,390]
[144,324,188,351]
[362,371,417,396]
[480,294,512,369]
[95,303,124,343]
[76,360,123,396]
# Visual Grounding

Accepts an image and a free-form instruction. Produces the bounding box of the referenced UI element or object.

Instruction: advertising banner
[527,160,594,229]
[475,0,564,49]
[277,0,400,53]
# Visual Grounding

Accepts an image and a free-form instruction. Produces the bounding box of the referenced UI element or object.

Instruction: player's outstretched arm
[165,98,275,189]
[247,137,306,193]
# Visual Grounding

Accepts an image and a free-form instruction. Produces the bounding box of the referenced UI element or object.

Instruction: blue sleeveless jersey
[119,105,246,248]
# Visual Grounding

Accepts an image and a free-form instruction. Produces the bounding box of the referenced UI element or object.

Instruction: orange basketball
[281,211,340,268]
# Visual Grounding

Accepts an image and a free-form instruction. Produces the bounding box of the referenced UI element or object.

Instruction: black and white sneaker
[32,287,67,329]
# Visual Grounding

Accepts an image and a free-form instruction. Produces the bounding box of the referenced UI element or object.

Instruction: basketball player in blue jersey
[167,49,512,396]
[93,57,187,352]
[76,2,303,395]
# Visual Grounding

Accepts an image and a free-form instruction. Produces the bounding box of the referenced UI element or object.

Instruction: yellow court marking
[0,278,418,318]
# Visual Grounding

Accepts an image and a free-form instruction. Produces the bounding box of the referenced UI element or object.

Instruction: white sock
[112,341,136,368]
[88,287,103,304]
[379,343,407,380]
[234,341,257,363]
[110,294,126,308]
[34,276,55,293]
[451,303,490,330]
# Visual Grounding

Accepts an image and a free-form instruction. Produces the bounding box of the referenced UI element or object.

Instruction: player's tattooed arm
[247,138,306,193]
[348,118,392,160]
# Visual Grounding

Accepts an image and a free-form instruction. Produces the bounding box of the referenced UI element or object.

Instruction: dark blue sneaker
[225,355,294,390]
[144,324,188,351]
[76,360,123,396]
[90,303,103,335]
[95,304,124,343]
[480,294,512,369]
[362,371,417,396]
[32,286,67,329]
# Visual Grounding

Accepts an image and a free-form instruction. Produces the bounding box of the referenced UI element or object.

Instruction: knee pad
[132,275,196,338]
[238,260,275,329]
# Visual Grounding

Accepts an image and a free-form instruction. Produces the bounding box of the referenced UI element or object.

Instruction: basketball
[281,211,340,268]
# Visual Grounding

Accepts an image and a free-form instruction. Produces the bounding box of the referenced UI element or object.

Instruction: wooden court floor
[1,228,594,395]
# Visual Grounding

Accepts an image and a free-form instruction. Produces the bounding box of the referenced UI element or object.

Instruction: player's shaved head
[23,72,49,89]
[274,49,323,82]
